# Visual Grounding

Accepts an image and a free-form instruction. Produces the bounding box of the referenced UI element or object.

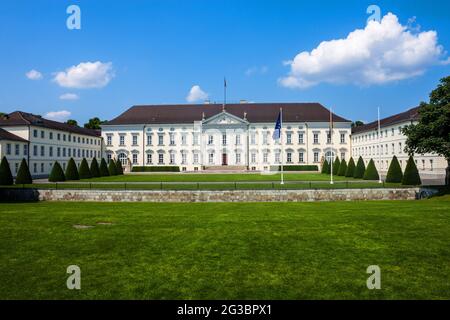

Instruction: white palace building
[101,102,353,172]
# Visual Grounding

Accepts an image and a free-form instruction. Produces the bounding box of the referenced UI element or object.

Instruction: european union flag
[273,111,281,140]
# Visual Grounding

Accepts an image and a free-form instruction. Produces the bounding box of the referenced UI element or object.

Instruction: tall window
[263,153,268,163]
[193,153,199,164]
[314,152,319,163]
[158,154,164,164]
[250,133,256,145]
[299,152,304,163]
[107,153,112,163]
[251,153,256,163]
[193,133,199,146]
[181,153,187,164]
[287,152,292,163]
[15,144,19,156]
[132,154,138,165]
[222,134,227,146]
[262,133,267,145]
[236,153,241,164]
[146,154,152,164]
[298,133,304,144]
[275,152,280,163]
[398,142,402,153]
[6,143,11,155]
[313,133,319,144]
[236,134,241,145]
[286,133,292,144]
[33,130,37,138]
[341,152,345,160]
[208,153,214,164]
[107,135,112,146]
[208,135,214,145]
[340,133,345,144]
[119,135,125,146]
[170,153,175,164]
[181,134,187,145]
[158,135,164,145]
[132,135,138,146]
[147,135,152,146]
[169,133,175,146]
[23,145,28,156]
[40,146,45,157]
[327,132,332,144]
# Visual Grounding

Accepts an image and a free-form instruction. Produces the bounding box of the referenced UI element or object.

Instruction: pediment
[203,111,248,125]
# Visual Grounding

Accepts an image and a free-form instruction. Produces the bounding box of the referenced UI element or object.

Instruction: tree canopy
[65,119,78,126]
[403,76,450,184]
[84,117,107,130]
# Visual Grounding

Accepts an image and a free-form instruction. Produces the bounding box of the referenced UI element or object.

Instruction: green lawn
[80,172,353,182]
[1,197,449,299]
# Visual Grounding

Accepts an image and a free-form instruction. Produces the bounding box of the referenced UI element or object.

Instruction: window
[158,135,164,145]
[159,154,164,164]
[341,152,345,160]
[236,153,241,164]
[119,135,125,146]
[23,145,28,156]
[327,132,332,144]
[77,149,81,158]
[340,133,345,144]
[15,163,18,173]
[33,163,37,173]
[299,152,304,163]
[170,153,175,164]
[193,153,199,164]
[193,134,199,146]
[63,148,66,157]
[68,148,70,157]
[251,153,256,163]
[286,133,292,144]
[146,153,152,164]
[250,133,256,145]
[262,133,267,145]
[82,138,85,144]
[40,146,44,157]
[313,133,319,144]
[391,128,394,136]
[57,133,61,140]
[208,135,213,145]
[15,144,20,156]
[40,131,44,139]
[132,154,138,165]
[63,134,66,141]
[49,132,53,140]
[6,143,11,155]
[287,152,292,163]
[391,143,395,154]
[57,147,61,157]
[49,147,53,157]
[181,153,187,164]
[82,150,85,158]
[314,152,319,163]
[107,135,112,146]
[236,134,241,145]
[222,134,227,146]
[422,159,425,170]
[208,153,214,164]
[107,153,112,163]
[398,142,402,153]
[430,159,433,171]
[263,153,268,163]
[181,134,187,145]
[169,133,175,146]
[33,130,37,138]
[275,152,280,163]
[132,135,138,146]
[41,163,44,173]
[298,133,304,144]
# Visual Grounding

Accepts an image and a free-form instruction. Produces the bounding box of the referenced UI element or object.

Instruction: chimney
[240,99,248,104]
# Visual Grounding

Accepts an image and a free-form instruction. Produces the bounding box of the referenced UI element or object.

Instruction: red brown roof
[104,103,351,125]
[0,128,28,142]
[351,106,420,134]
[0,111,100,137]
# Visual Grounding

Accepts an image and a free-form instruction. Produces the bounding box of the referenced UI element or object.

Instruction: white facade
[351,120,447,174]
[0,124,103,178]
[102,110,352,172]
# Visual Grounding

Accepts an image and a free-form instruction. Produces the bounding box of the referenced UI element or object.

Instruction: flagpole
[378,107,382,184]
[223,77,227,112]
[330,107,334,185]
[280,107,284,185]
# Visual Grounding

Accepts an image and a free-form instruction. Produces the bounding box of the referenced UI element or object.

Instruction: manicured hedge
[15,158,32,184]
[115,160,124,175]
[353,156,366,179]
[363,159,380,180]
[332,157,340,175]
[270,165,319,172]
[49,161,65,182]
[132,166,181,172]
[386,156,403,183]
[79,158,92,179]
[0,156,13,185]
[345,157,355,177]
[108,159,118,176]
[90,158,100,178]
[65,158,79,181]
[402,156,421,186]
[99,158,110,176]
[337,159,347,176]
[321,160,329,174]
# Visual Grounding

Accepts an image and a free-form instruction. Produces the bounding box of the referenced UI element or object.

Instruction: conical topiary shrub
[0,156,13,185]
[321,160,329,174]
[345,157,355,177]
[332,157,340,175]
[49,161,65,182]
[337,159,347,176]
[99,158,110,177]
[90,158,100,178]
[108,159,118,176]
[353,156,366,179]
[15,158,32,184]
[79,158,92,179]
[402,156,421,186]
[65,158,79,181]
[363,159,380,180]
[115,159,124,175]
[386,156,403,183]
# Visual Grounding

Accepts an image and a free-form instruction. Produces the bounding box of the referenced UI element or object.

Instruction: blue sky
[0,0,449,124]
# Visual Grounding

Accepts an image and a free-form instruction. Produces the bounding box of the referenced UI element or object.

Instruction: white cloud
[59,93,79,100]
[186,85,208,102]
[53,61,114,88]
[245,66,268,76]
[280,13,448,89]
[45,110,71,122]
[26,69,43,80]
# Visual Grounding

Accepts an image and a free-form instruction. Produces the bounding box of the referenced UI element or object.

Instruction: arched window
[118,153,128,166]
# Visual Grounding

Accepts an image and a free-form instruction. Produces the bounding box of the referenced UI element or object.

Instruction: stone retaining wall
[31,188,421,202]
